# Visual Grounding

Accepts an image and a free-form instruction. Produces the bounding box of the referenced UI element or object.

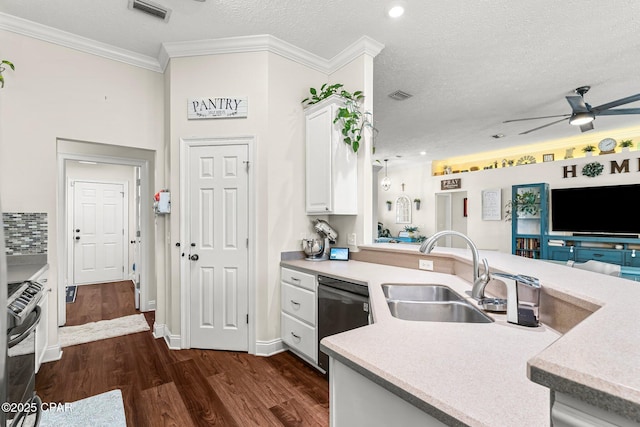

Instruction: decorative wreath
[582,161,604,178]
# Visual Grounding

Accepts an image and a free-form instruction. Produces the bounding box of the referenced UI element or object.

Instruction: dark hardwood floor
[37,281,329,426]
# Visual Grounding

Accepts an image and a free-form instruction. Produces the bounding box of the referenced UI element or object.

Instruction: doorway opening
[57,139,156,327]
[435,191,468,248]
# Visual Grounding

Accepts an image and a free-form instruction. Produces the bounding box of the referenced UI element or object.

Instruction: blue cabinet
[543,236,640,280]
[511,183,549,259]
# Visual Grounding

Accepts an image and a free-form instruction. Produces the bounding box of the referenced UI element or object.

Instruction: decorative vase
[622,147,630,152]
[585,152,593,157]
[386,203,392,211]
[415,201,420,210]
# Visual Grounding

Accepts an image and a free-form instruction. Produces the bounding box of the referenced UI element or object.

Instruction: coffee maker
[302,219,338,261]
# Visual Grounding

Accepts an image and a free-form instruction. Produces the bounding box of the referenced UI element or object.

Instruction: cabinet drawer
[281,267,316,291]
[281,283,316,325]
[281,312,316,362]
[547,246,574,262]
[625,251,640,268]
[575,248,624,264]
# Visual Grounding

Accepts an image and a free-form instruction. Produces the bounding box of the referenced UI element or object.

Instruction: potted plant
[414,198,421,210]
[403,225,419,239]
[386,200,392,211]
[0,58,15,88]
[505,190,540,220]
[302,83,369,153]
[582,145,596,156]
[619,139,634,151]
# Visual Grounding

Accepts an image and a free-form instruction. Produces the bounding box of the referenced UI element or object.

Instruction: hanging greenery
[582,161,604,178]
[0,59,15,88]
[302,83,370,153]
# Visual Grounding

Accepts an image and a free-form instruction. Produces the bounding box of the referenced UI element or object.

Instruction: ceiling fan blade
[566,95,588,113]
[503,114,570,123]
[595,108,640,116]
[580,122,594,132]
[591,93,640,112]
[519,117,569,135]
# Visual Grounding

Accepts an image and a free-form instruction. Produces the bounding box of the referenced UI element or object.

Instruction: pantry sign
[187,97,248,119]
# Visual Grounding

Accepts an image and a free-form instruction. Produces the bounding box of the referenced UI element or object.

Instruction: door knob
[189,254,199,261]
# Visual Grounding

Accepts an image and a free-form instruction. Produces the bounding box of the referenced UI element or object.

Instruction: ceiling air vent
[128,0,172,22]
[388,90,413,101]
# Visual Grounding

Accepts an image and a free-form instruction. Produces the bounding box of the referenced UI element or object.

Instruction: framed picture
[463,197,468,217]
[481,189,501,220]
[543,153,554,162]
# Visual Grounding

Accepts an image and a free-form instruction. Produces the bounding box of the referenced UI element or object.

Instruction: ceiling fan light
[569,112,595,126]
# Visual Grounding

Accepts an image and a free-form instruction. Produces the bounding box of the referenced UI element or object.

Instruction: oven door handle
[8,305,42,349]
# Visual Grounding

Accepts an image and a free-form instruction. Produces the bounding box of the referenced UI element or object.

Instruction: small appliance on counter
[302,219,338,261]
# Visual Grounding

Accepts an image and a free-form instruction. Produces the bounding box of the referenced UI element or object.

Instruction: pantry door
[73,181,127,285]
[187,143,249,351]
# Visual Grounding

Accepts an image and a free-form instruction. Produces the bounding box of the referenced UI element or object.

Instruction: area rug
[65,285,77,303]
[39,389,126,427]
[59,314,150,348]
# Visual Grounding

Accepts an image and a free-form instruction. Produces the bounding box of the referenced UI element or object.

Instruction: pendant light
[381,159,391,191]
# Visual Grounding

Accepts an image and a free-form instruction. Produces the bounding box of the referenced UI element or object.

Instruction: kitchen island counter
[282,244,640,426]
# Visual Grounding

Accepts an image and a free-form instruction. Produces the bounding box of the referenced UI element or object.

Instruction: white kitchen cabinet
[330,358,446,426]
[33,267,49,373]
[280,267,318,365]
[305,95,358,215]
[551,392,639,427]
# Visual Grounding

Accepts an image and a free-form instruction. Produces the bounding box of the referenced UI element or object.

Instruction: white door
[73,181,126,285]
[188,144,249,351]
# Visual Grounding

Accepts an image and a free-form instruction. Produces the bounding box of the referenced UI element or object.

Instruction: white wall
[165,51,326,343]
[378,151,640,253]
[0,30,164,350]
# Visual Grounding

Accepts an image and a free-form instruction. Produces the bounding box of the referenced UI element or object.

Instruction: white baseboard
[255,338,285,356]
[154,322,181,349]
[42,344,63,364]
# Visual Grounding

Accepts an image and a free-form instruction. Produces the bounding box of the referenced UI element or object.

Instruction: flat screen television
[551,184,640,235]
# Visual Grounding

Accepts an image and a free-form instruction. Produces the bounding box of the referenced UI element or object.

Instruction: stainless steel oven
[6,280,44,426]
[317,275,370,375]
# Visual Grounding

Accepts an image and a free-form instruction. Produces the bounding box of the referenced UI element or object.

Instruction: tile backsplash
[2,212,48,255]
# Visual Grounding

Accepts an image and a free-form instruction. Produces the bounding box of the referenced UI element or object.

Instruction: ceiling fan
[504,86,640,135]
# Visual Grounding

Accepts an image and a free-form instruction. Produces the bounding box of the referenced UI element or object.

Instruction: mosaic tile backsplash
[3,212,48,255]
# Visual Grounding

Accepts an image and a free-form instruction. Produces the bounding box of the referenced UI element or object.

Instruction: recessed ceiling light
[491,134,505,139]
[387,3,405,18]
[420,151,427,156]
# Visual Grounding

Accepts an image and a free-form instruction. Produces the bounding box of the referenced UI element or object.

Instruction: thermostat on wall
[329,247,349,261]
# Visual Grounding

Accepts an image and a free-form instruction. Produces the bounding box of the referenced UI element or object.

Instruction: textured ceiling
[3,0,640,165]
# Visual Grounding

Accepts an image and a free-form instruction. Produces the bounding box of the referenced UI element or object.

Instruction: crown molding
[160,34,384,74]
[0,12,162,72]
[0,12,384,75]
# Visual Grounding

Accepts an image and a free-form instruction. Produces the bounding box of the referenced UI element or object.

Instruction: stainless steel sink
[382,284,493,323]
[386,300,493,323]
[382,284,463,301]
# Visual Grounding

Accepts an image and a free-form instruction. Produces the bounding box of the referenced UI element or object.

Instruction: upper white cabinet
[305,96,358,215]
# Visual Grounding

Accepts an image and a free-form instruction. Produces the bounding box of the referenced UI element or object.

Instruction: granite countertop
[281,244,640,426]
[6,254,49,284]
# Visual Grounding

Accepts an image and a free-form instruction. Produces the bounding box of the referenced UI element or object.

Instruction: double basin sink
[382,284,493,323]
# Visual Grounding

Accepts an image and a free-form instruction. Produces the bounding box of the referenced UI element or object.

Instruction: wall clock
[598,138,617,154]
[516,155,536,165]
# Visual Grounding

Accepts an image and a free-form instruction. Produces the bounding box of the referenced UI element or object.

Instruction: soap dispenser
[492,273,541,327]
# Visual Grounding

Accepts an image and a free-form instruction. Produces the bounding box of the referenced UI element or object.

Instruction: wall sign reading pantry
[187,97,248,119]
[562,157,640,179]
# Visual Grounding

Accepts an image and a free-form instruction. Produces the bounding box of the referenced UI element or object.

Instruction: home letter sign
[187,97,248,119]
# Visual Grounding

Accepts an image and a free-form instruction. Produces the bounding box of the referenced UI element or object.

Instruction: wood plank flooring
[37,281,329,426]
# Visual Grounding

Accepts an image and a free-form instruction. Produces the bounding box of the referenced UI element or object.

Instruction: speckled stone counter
[282,244,640,426]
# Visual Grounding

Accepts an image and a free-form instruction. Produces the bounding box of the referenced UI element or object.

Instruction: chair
[567,260,621,277]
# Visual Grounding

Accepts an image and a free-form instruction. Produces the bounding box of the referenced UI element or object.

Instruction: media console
[545,234,640,281]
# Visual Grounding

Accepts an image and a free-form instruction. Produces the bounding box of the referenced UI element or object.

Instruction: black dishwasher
[317,275,370,374]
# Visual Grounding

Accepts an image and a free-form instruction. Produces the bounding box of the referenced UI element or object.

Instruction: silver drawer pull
[290,300,301,307]
[291,332,301,340]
